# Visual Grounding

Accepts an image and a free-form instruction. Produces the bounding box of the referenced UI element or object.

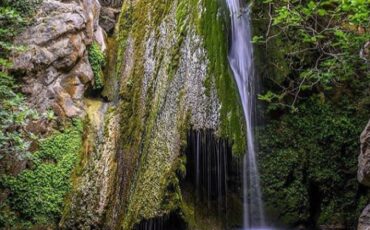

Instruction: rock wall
[359,205,370,230]
[358,120,370,230]
[359,121,370,186]
[12,0,107,118]
[99,1,121,35]
[61,0,244,229]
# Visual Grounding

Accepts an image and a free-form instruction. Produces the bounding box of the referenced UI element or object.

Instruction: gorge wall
[60,0,249,229]
[2,0,368,229]
[5,0,246,229]
[61,0,246,228]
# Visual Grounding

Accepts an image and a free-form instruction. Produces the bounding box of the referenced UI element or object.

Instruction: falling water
[184,129,258,229]
[187,130,230,212]
[226,0,267,229]
[133,212,186,230]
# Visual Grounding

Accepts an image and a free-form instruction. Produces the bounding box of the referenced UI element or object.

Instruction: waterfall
[226,0,267,229]
[187,130,229,211]
[133,213,186,230]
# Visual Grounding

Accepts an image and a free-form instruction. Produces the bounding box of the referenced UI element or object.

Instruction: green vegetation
[88,42,106,90]
[258,98,369,227]
[106,1,179,228]
[199,0,246,155]
[0,1,83,228]
[253,0,369,110]
[2,0,42,15]
[252,0,370,227]
[2,0,367,229]
[0,120,83,228]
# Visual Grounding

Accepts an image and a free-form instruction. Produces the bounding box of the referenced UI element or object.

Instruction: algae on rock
[62,0,245,229]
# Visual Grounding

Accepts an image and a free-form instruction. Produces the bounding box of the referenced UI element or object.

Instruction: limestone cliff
[12,0,107,118]
[60,0,245,229]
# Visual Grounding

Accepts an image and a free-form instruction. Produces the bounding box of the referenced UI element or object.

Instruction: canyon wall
[58,0,244,229]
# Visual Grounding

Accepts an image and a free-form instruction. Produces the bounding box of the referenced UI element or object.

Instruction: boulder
[358,120,370,186]
[12,0,105,118]
[359,204,370,230]
[99,6,121,35]
[359,120,370,229]
[19,1,86,46]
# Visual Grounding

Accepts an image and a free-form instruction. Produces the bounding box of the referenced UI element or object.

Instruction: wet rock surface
[359,120,370,229]
[99,6,121,35]
[61,99,119,229]
[61,1,222,228]
[12,0,105,118]
[359,204,370,230]
[359,120,370,186]
[97,0,122,35]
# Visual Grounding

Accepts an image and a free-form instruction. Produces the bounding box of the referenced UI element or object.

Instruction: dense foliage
[0,120,83,228]
[253,0,369,110]
[258,98,369,227]
[252,0,370,228]
[88,42,106,90]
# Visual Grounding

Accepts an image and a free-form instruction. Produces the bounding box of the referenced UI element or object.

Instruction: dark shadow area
[182,129,244,229]
[133,211,187,230]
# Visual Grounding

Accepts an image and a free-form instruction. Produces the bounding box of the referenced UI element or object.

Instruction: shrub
[2,0,42,16]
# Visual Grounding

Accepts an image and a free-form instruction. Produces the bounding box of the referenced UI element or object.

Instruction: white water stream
[226,0,268,229]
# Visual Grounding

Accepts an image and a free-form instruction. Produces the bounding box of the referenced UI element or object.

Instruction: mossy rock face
[60,101,120,229]
[114,0,245,228]
[62,0,245,229]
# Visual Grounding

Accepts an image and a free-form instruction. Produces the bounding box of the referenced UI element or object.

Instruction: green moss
[180,190,224,230]
[0,120,83,228]
[198,0,246,156]
[109,1,181,229]
[166,0,189,80]
[179,197,196,229]
[112,0,247,228]
[101,37,119,100]
[88,42,106,90]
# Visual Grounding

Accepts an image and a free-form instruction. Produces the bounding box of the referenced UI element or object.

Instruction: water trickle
[187,130,230,213]
[226,0,267,229]
[133,212,186,230]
